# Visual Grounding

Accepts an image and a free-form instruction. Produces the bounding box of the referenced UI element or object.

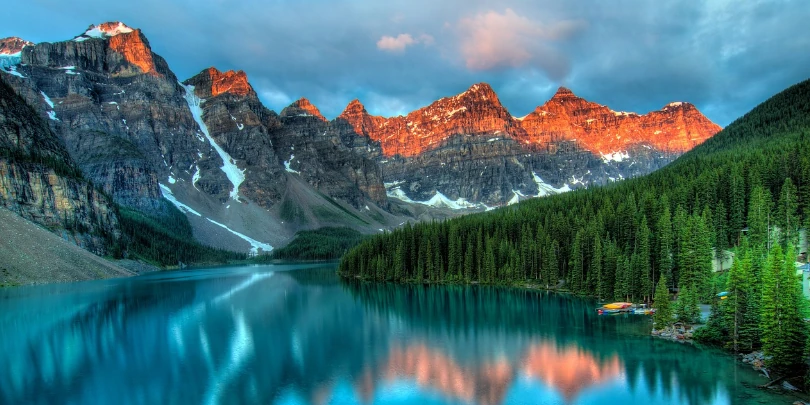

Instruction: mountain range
[0,22,721,255]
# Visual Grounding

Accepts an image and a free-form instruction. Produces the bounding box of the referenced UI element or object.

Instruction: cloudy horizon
[2,0,809,126]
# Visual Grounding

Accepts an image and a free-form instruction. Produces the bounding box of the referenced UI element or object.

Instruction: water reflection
[0,265,793,405]
[522,343,623,402]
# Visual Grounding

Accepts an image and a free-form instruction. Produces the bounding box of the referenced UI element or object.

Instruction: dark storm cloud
[2,0,808,125]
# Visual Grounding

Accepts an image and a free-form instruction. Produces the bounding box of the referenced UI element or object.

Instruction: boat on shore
[597,302,655,315]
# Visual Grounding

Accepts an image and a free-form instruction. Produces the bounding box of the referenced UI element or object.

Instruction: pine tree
[776,177,799,247]
[657,205,674,288]
[484,238,496,284]
[722,248,757,352]
[570,231,584,293]
[653,275,673,329]
[676,284,701,324]
[714,202,729,272]
[760,244,809,374]
[638,217,652,302]
[729,165,746,244]
[546,240,559,289]
[748,186,773,251]
[593,236,605,300]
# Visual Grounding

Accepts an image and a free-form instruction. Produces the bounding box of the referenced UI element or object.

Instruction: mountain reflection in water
[0,264,793,405]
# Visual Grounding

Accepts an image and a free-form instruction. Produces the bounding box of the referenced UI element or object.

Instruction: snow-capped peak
[0,37,33,55]
[74,22,135,42]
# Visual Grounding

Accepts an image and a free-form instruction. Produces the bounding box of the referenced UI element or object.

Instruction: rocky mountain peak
[661,101,693,111]
[280,98,326,120]
[345,83,522,157]
[0,37,33,55]
[341,99,367,115]
[516,87,721,154]
[74,22,135,41]
[65,22,159,76]
[460,82,497,98]
[184,67,254,99]
[551,86,575,98]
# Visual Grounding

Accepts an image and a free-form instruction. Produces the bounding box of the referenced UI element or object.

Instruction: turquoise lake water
[0,263,796,404]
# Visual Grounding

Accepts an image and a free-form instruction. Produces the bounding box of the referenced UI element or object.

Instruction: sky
[2,0,809,126]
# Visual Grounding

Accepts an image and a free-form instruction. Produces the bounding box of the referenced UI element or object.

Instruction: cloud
[1,0,808,125]
[457,8,586,80]
[376,33,434,53]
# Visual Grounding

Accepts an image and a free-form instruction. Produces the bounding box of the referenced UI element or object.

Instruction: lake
[0,263,795,404]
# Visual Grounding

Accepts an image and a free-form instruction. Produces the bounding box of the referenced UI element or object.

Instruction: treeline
[115,205,247,266]
[339,79,810,306]
[256,227,366,261]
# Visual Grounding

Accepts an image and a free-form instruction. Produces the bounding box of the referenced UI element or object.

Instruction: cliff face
[181,67,387,220]
[272,98,387,209]
[337,83,525,158]
[336,85,720,206]
[517,87,721,155]
[183,67,286,206]
[4,22,229,214]
[0,77,119,254]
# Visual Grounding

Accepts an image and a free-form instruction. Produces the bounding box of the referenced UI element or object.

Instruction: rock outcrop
[0,37,33,55]
[517,87,721,155]
[338,83,524,158]
[0,77,120,254]
[280,98,327,121]
[183,67,285,206]
[272,97,387,209]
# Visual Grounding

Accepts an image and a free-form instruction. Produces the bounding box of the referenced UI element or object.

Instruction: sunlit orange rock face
[522,343,624,402]
[518,87,721,154]
[0,37,32,54]
[339,84,720,158]
[280,97,327,121]
[186,67,254,99]
[338,83,525,157]
[338,99,388,139]
[207,68,253,97]
[107,29,158,75]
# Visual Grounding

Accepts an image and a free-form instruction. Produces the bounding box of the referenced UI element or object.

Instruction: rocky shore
[651,324,696,341]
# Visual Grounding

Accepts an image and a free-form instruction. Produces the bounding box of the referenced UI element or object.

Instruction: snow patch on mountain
[386,185,479,210]
[600,151,630,163]
[160,183,272,254]
[74,22,134,42]
[446,107,467,117]
[40,91,59,121]
[160,184,201,216]
[532,172,572,197]
[181,83,245,200]
[192,166,201,190]
[284,155,300,174]
[0,52,24,77]
[205,218,273,254]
